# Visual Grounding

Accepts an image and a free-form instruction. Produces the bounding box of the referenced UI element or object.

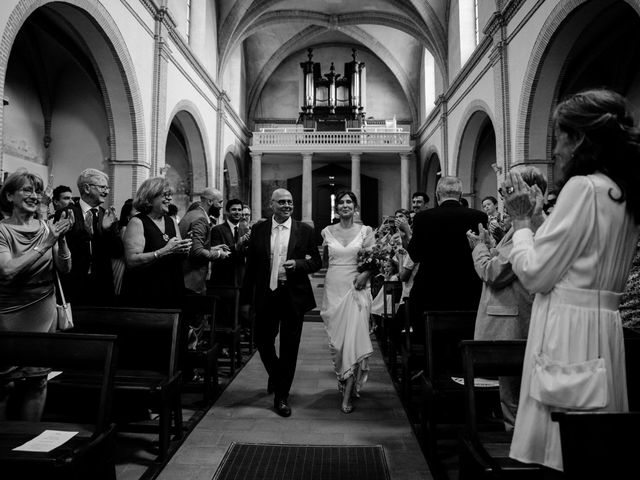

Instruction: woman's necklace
[149,214,169,242]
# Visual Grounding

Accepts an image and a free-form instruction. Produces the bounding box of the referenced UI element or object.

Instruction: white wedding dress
[320,225,374,393]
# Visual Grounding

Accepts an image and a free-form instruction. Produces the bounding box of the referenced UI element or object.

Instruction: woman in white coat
[503,89,640,473]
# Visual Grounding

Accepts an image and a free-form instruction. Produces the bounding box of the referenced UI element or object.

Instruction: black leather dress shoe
[267,378,274,394]
[274,398,291,417]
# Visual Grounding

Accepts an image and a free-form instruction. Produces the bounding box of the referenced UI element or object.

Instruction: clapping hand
[165,237,192,255]
[101,206,118,230]
[211,244,231,259]
[466,223,493,250]
[47,211,73,244]
[502,172,544,221]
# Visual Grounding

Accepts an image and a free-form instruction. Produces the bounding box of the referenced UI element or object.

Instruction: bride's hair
[335,190,359,209]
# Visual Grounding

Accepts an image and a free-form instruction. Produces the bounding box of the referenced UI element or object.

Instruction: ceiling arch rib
[220,10,446,85]
[246,25,419,126]
[218,0,447,80]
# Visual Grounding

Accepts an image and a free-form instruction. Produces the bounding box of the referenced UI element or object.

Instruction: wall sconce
[491,163,502,175]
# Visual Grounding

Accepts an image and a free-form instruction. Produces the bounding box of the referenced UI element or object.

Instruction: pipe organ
[299,48,366,130]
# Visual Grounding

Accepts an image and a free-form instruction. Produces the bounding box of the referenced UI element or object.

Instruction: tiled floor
[157,322,432,480]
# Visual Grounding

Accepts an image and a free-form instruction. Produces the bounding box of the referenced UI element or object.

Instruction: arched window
[459,0,479,65]
[423,50,436,118]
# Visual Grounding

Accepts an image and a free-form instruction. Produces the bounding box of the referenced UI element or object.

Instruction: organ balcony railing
[251,128,412,153]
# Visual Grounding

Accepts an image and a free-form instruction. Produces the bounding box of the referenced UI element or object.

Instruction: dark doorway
[288,164,379,244]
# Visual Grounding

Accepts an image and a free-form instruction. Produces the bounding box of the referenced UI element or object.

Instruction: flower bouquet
[356,227,404,274]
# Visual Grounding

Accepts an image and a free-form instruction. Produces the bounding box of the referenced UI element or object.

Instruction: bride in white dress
[320,191,375,413]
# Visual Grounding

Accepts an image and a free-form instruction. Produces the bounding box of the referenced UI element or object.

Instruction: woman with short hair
[121,177,192,308]
[0,170,72,420]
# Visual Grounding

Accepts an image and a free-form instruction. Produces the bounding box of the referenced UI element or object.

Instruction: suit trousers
[255,284,304,400]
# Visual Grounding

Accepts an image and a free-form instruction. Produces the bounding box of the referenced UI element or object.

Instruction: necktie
[91,208,99,235]
[233,226,239,244]
[85,210,93,235]
[269,224,283,291]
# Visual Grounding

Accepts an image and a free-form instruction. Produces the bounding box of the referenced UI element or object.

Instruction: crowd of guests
[1,88,640,475]
[0,168,259,421]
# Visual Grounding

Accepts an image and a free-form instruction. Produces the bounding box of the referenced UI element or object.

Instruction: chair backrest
[182,293,219,344]
[382,280,403,317]
[624,334,640,410]
[460,340,526,435]
[0,331,117,433]
[551,411,640,479]
[207,285,240,328]
[71,306,181,375]
[424,310,476,380]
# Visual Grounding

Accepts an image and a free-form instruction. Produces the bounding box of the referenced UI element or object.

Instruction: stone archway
[422,150,441,209]
[164,107,210,216]
[0,0,146,207]
[456,110,496,209]
[517,0,640,187]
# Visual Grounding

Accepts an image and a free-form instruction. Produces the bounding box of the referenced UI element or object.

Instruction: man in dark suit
[240,188,322,417]
[63,168,123,305]
[407,176,487,319]
[210,198,249,288]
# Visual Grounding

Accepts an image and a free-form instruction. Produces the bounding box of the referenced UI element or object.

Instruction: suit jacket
[210,221,248,287]
[407,200,487,312]
[241,218,322,316]
[472,229,533,341]
[63,202,123,303]
[179,205,211,294]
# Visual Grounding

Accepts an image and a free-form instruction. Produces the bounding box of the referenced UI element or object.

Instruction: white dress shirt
[271,216,291,281]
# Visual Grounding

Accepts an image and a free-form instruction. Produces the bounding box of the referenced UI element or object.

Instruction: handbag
[529,177,608,410]
[54,270,74,331]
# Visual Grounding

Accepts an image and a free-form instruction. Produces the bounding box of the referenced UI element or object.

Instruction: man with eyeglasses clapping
[63,168,123,305]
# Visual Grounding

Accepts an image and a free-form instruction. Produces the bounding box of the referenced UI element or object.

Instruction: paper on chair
[12,430,78,452]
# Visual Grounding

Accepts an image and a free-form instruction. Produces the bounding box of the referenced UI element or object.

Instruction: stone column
[400,153,410,210]
[350,152,361,200]
[251,152,262,219]
[302,152,313,224]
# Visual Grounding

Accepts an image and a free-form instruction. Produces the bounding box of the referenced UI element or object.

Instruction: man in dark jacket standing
[63,168,122,305]
[407,176,487,319]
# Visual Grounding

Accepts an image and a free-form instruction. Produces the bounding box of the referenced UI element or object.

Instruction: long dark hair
[554,88,640,223]
[335,190,359,209]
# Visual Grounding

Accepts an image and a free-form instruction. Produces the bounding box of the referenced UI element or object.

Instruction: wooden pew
[182,293,220,404]
[458,340,542,480]
[552,411,640,479]
[381,279,403,371]
[207,285,242,374]
[58,307,183,461]
[0,332,117,480]
[418,310,482,464]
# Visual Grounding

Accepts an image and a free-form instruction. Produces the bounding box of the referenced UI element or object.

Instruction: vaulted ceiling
[215,0,452,121]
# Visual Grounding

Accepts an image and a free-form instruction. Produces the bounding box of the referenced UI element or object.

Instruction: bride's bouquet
[356,226,404,274]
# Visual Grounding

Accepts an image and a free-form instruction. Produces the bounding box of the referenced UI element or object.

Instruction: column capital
[349,152,363,158]
[301,152,314,159]
[250,151,263,159]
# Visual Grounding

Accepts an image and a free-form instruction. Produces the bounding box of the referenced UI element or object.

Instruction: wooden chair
[207,285,242,375]
[381,279,403,366]
[552,411,640,479]
[418,310,479,463]
[0,332,117,480]
[182,294,220,404]
[458,340,542,480]
[58,307,183,460]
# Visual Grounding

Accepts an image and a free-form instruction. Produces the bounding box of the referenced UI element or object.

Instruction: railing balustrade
[252,130,410,148]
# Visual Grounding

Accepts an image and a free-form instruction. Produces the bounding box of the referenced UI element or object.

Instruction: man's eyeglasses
[88,184,110,192]
[275,199,293,206]
[20,187,43,198]
[162,191,173,198]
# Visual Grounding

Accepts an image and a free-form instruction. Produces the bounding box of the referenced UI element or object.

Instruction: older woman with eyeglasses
[121,177,192,308]
[0,170,72,421]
